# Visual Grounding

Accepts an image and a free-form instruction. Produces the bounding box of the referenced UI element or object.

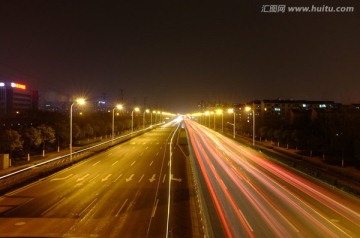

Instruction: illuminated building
[0,81,38,114]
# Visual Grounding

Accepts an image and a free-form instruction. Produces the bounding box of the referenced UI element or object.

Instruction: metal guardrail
[186,130,215,238]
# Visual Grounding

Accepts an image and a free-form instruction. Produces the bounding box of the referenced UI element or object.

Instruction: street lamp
[143,109,150,128]
[70,98,86,161]
[151,110,156,126]
[216,109,224,132]
[132,107,140,132]
[245,106,255,146]
[112,104,123,140]
[211,111,215,129]
[204,111,210,127]
[227,108,235,139]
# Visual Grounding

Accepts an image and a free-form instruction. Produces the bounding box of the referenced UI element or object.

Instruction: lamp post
[227,108,235,139]
[112,104,123,140]
[151,110,156,126]
[70,98,85,162]
[246,105,255,146]
[216,109,223,132]
[132,107,140,132]
[143,109,150,128]
[212,111,215,129]
[204,111,210,127]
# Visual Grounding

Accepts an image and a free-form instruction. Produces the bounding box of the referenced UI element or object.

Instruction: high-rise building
[0,81,38,114]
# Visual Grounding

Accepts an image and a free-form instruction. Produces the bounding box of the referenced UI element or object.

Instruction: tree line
[236,111,360,167]
[0,110,141,158]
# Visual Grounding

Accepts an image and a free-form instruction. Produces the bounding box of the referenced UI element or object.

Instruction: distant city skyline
[0,1,359,113]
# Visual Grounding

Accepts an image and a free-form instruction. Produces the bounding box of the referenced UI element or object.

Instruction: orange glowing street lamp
[70,98,86,161]
[132,107,140,132]
[216,109,224,132]
[227,108,235,139]
[112,104,124,140]
[246,106,255,146]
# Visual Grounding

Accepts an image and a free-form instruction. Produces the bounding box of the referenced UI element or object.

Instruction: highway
[0,120,192,237]
[185,119,360,238]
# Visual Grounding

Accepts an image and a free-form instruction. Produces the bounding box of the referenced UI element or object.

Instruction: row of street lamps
[69,98,169,161]
[190,106,255,145]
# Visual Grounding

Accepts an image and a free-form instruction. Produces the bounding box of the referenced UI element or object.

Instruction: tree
[0,129,23,154]
[72,123,82,139]
[37,124,56,155]
[23,127,42,149]
[83,123,94,139]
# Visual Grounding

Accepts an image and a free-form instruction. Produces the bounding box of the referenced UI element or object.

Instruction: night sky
[0,1,359,113]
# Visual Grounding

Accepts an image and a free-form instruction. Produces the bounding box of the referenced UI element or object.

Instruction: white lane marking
[114,174,123,182]
[149,174,156,183]
[126,174,134,182]
[239,209,254,232]
[171,174,182,183]
[41,197,66,215]
[101,174,112,182]
[89,174,100,182]
[162,174,166,183]
[115,199,129,217]
[149,161,153,166]
[151,199,159,218]
[275,209,299,233]
[112,161,119,166]
[92,161,100,166]
[138,174,145,183]
[51,174,73,181]
[77,174,90,182]
[79,198,98,217]
[130,161,136,166]
[156,152,159,157]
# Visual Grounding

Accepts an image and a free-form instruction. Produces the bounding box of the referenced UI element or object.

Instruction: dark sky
[0,0,359,113]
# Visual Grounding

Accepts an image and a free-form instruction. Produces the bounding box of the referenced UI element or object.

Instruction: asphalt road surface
[186,119,360,238]
[0,120,192,237]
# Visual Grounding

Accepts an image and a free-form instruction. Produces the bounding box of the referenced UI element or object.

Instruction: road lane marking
[111,161,119,166]
[156,152,159,157]
[126,174,134,182]
[138,174,144,183]
[162,174,166,183]
[114,174,123,182]
[239,209,254,232]
[149,161,153,166]
[149,174,156,183]
[115,199,129,217]
[101,174,112,182]
[41,197,66,216]
[79,198,98,217]
[50,174,73,181]
[76,174,90,182]
[275,209,299,233]
[89,174,100,182]
[92,161,100,166]
[171,174,182,183]
[130,161,136,166]
[74,183,83,187]
[151,199,159,218]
